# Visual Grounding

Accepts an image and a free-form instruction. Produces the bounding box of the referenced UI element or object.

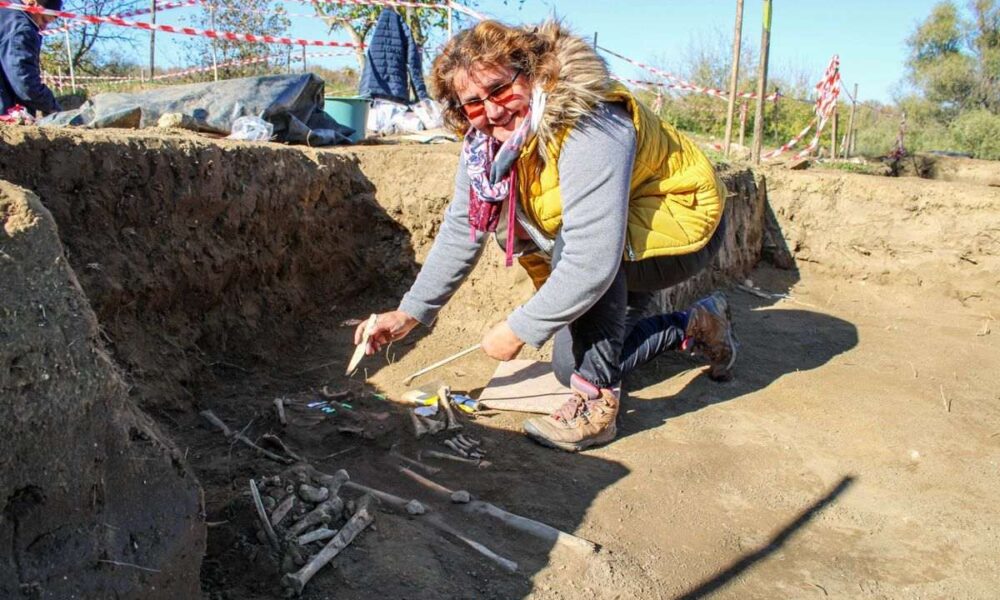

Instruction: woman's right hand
[354,310,419,355]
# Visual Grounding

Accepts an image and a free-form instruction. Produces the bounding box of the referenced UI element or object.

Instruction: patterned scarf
[462,88,545,267]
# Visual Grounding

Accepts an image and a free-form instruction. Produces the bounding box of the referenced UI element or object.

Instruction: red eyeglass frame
[457,70,523,119]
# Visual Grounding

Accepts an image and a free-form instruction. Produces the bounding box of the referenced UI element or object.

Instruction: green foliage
[187,0,291,79]
[950,109,1000,159]
[907,0,1000,114]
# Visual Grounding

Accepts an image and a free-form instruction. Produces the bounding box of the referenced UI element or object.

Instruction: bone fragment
[282,495,375,596]
[450,490,471,504]
[443,439,469,457]
[399,467,599,556]
[421,449,491,468]
[437,385,463,431]
[342,478,515,572]
[261,475,283,487]
[271,494,297,527]
[288,465,350,497]
[274,398,287,425]
[451,436,475,452]
[200,410,294,464]
[405,499,427,515]
[297,527,338,546]
[261,433,303,462]
[422,415,446,435]
[288,497,344,537]
[426,514,518,573]
[409,410,429,439]
[298,484,330,504]
[249,479,280,550]
[287,543,306,566]
[343,481,424,515]
[389,445,441,475]
[319,386,351,400]
[456,434,480,447]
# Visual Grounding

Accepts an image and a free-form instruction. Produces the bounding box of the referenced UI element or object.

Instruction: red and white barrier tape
[42,0,196,36]
[42,49,355,86]
[600,45,780,102]
[760,118,816,159]
[1,1,362,48]
[153,49,353,79]
[613,75,781,102]
[763,55,841,160]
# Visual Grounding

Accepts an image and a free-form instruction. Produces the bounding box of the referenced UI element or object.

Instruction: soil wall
[0,182,203,599]
[0,128,422,410]
[765,167,1000,305]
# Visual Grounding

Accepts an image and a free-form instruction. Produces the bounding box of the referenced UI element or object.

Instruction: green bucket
[324,96,369,143]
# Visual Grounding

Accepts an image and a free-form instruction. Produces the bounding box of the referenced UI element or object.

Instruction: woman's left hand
[481,321,525,361]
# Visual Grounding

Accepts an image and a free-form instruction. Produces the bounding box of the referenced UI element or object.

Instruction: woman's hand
[355,310,419,355]
[481,321,525,361]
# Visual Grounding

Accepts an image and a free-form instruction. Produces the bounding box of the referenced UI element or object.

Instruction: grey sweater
[398,102,637,348]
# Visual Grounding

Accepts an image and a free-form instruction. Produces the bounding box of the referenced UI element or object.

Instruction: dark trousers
[552,217,727,388]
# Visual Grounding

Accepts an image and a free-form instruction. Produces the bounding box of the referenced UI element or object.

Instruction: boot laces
[552,392,590,423]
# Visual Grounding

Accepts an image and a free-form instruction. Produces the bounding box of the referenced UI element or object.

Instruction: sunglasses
[457,70,522,119]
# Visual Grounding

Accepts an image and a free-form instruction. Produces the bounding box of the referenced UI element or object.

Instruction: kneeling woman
[356,20,737,452]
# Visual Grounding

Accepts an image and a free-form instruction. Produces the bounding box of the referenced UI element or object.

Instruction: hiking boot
[682,292,738,381]
[522,374,619,452]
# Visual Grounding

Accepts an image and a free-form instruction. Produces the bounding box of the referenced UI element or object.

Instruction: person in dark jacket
[0,0,62,116]
[358,9,429,105]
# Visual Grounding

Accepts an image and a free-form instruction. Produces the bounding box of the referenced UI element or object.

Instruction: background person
[356,20,737,452]
[0,0,62,116]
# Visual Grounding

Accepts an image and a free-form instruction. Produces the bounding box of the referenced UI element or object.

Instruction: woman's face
[453,63,531,143]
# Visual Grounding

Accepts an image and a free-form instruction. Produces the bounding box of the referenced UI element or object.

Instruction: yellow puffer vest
[516,85,726,287]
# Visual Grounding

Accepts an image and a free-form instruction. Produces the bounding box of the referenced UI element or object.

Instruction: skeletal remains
[250,465,373,597]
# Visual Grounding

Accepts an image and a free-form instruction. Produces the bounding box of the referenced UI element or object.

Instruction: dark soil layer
[1,181,203,599]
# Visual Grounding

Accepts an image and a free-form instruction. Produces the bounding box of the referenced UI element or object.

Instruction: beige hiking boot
[523,375,619,452]
[682,292,738,381]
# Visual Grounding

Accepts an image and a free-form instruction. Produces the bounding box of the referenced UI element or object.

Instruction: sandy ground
[347,263,1000,599]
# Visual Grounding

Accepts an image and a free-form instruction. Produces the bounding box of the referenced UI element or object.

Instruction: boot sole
[523,422,617,452]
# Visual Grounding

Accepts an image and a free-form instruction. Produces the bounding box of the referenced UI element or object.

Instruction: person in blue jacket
[0,0,62,116]
[358,9,429,105]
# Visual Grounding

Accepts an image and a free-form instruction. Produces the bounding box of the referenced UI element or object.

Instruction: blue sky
[137,0,943,104]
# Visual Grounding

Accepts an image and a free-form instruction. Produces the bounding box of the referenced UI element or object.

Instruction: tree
[905,0,999,114]
[313,2,523,71]
[187,0,291,78]
[40,0,139,74]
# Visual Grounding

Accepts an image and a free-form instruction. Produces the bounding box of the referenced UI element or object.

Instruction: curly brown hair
[430,20,561,134]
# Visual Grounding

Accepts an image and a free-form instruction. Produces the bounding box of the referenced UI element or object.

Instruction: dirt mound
[0,181,203,598]
[0,128,424,411]
[764,167,1000,305]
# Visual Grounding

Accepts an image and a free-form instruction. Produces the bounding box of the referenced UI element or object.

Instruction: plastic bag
[228,115,274,141]
[412,98,443,130]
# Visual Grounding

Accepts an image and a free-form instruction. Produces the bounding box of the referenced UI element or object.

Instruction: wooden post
[149,0,156,80]
[830,107,838,159]
[210,2,219,81]
[63,28,76,93]
[845,83,858,158]
[447,0,453,39]
[723,0,744,156]
[739,100,748,147]
[751,0,772,164]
